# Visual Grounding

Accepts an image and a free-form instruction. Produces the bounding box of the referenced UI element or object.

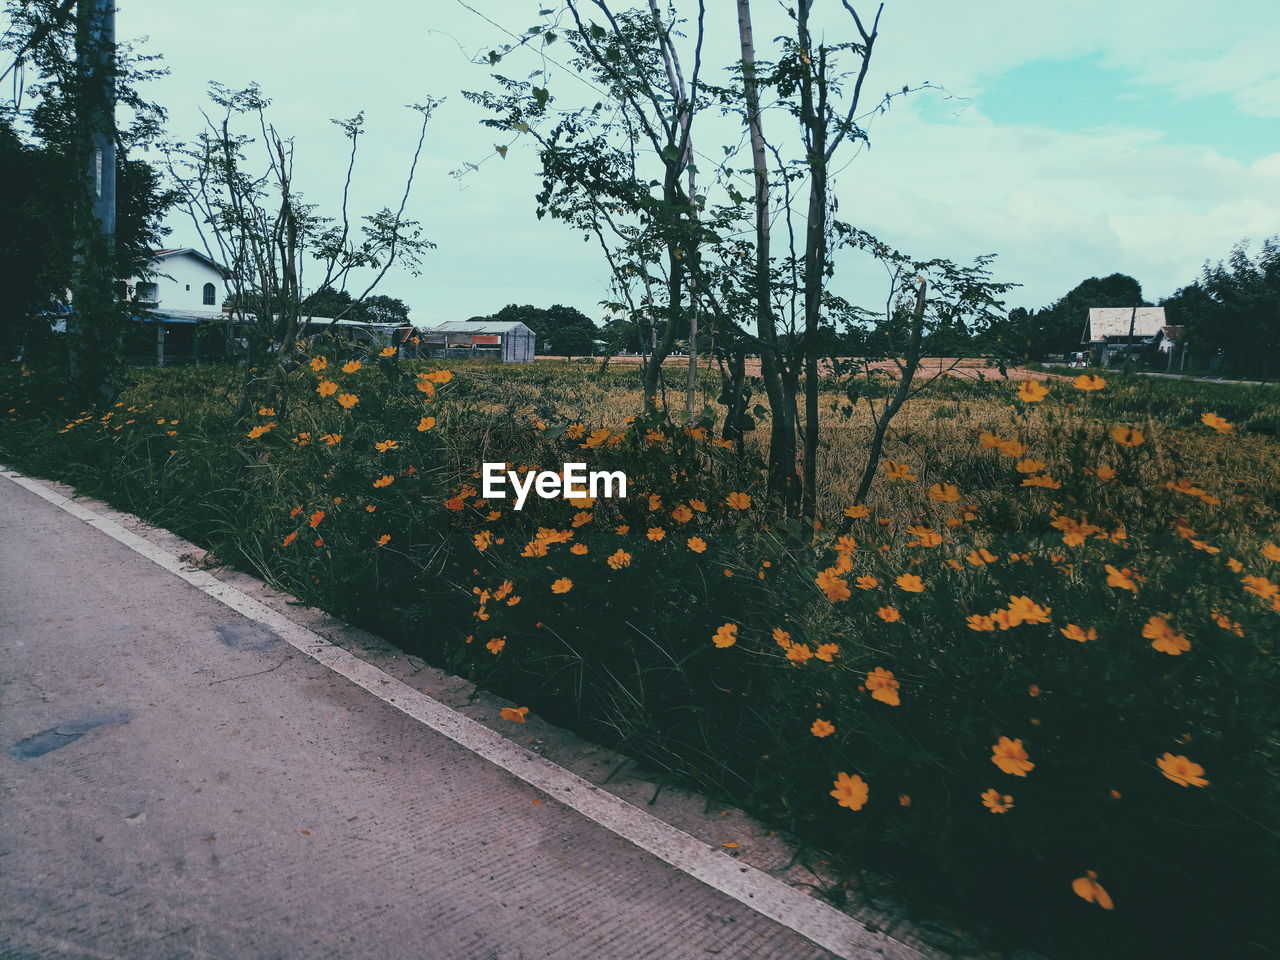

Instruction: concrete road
[0,474,863,960]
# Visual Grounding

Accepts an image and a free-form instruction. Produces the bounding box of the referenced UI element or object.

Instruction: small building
[127,248,231,314]
[420,321,535,363]
[1083,307,1167,366]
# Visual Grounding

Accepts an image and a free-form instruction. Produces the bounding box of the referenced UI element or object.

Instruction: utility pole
[68,0,119,402]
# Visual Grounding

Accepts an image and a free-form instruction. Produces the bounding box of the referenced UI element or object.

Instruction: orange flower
[1072,871,1114,910]
[373,475,394,488]
[1017,380,1049,402]
[1060,623,1097,643]
[337,393,359,409]
[1073,374,1106,391]
[379,346,397,357]
[416,379,437,397]
[876,606,901,623]
[1200,412,1233,434]
[308,509,325,528]
[309,355,328,372]
[814,643,839,663]
[607,549,632,570]
[928,482,960,502]
[991,736,1034,777]
[1104,564,1140,593]
[967,613,996,632]
[321,433,342,445]
[1005,595,1052,626]
[417,416,436,432]
[375,439,399,452]
[966,548,998,566]
[810,718,835,738]
[486,637,506,654]
[281,531,298,547]
[772,627,791,648]
[865,667,900,706]
[316,380,338,397]
[981,788,1013,814]
[1156,752,1208,788]
[844,504,870,519]
[711,623,738,648]
[687,536,708,553]
[499,705,529,723]
[830,772,869,811]
[1110,425,1144,448]
[1242,574,1279,601]
[375,534,391,547]
[422,369,453,384]
[786,643,813,664]
[646,527,666,541]
[816,569,851,603]
[1142,616,1190,655]
[726,491,752,510]
[671,505,694,523]
[246,423,275,439]
[341,360,362,374]
[551,578,573,594]
[895,573,925,593]
[884,461,917,482]
[855,575,879,590]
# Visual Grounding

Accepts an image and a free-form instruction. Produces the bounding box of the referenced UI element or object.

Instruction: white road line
[1,467,922,960]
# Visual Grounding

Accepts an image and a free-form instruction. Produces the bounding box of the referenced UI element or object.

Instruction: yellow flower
[1073,374,1106,391]
[810,718,835,738]
[551,577,573,594]
[246,423,275,439]
[417,416,436,432]
[671,505,694,523]
[373,474,394,488]
[991,736,1034,777]
[257,406,276,416]
[1110,425,1144,448]
[895,573,925,593]
[1104,564,1140,594]
[772,627,791,648]
[416,379,437,397]
[726,491,752,510]
[341,360,362,374]
[843,504,870,519]
[570,543,588,555]
[816,569,851,603]
[689,499,708,513]
[607,549,632,570]
[981,788,1013,814]
[1060,623,1097,643]
[376,534,391,547]
[320,433,342,445]
[829,772,869,811]
[814,643,839,662]
[1072,871,1114,910]
[928,482,960,502]
[978,431,1002,449]
[884,461,917,482]
[1142,615,1190,655]
[423,369,453,383]
[310,355,328,372]
[647,493,662,511]
[337,393,359,409]
[711,623,738,648]
[499,706,529,723]
[1200,412,1233,434]
[379,346,397,357]
[1017,380,1049,402]
[316,380,338,397]
[1156,752,1208,788]
[486,637,506,654]
[1242,574,1279,601]
[1090,464,1118,481]
[876,606,901,623]
[786,642,813,663]
[1015,458,1046,474]
[967,613,996,632]
[966,548,998,566]
[1005,595,1052,626]
[1262,543,1280,562]
[375,439,399,452]
[865,667,900,705]
[687,536,708,553]
[855,575,879,590]
[646,527,666,541]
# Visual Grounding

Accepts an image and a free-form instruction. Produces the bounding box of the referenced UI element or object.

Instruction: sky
[41,0,1280,325]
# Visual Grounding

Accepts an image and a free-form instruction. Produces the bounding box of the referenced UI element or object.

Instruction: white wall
[132,253,227,313]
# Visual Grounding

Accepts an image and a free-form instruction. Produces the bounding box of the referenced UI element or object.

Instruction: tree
[487,303,596,349]
[548,324,596,358]
[1027,273,1144,358]
[165,83,436,418]
[1174,239,1280,378]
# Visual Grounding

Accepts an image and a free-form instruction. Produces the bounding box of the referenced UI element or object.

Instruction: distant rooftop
[1086,307,1166,342]
[425,320,533,335]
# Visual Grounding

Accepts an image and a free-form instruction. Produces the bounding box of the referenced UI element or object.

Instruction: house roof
[148,247,233,277]
[424,321,534,335]
[1086,307,1166,342]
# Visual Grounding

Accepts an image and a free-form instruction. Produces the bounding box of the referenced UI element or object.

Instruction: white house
[128,248,231,314]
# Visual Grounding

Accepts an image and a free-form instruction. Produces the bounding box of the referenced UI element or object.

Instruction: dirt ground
[538,355,1059,381]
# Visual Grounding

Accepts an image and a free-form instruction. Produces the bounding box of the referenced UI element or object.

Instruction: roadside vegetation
[3,355,1277,960]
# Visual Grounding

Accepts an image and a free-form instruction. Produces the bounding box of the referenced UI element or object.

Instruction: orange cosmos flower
[1060,623,1097,643]
[423,369,453,383]
[551,577,573,594]
[978,431,1002,448]
[375,440,399,452]
[417,417,436,432]
[282,532,298,547]
[855,575,879,590]
[607,549,632,570]
[373,475,394,488]
[816,569,852,602]
[814,643,839,663]
[310,355,328,372]
[1142,615,1190,655]
[726,491,752,510]
[1073,374,1106,391]
[646,527,666,541]
[341,360,362,374]
[830,772,869,811]
[647,493,663,511]
[379,346,397,357]
[810,719,835,738]
[1072,871,1114,910]
[1017,380,1049,402]
[1110,425,1144,447]
[928,482,960,502]
[337,393,359,409]
[321,433,342,445]
[711,623,738,648]
[486,637,506,654]
[1156,752,1208,787]
[316,380,338,397]
[671,505,694,523]
[991,736,1034,776]
[1006,595,1052,626]
[981,788,1013,813]
[375,534,391,547]
[1104,564,1140,593]
[844,504,870,518]
[786,643,814,663]
[1200,412,1233,434]
[884,461,917,482]
[896,573,925,593]
[687,536,708,553]
[416,379,436,397]
[499,706,529,723]
[865,667,900,705]
[876,606,901,623]
[308,510,325,528]
[967,613,996,632]
[772,628,791,647]
[1242,574,1279,601]
[967,548,998,566]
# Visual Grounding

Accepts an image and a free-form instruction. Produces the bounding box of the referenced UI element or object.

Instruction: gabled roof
[1086,307,1166,342]
[425,320,534,335]
[148,247,233,277]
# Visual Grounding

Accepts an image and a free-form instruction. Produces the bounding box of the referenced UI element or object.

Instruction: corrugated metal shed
[1086,307,1166,342]
[421,321,535,363]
